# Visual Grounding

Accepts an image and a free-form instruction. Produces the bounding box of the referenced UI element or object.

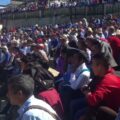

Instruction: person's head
[77,37,87,50]
[60,34,68,45]
[116,29,120,38]
[97,28,103,36]
[71,53,83,70]
[85,37,94,49]
[92,53,111,76]
[71,50,88,71]
[9,46,19,55]
[85,38,101,54]
[20,55,32,70]
[7,75,34,106]
[90,40,101,55]
[86,27,93,36]
[66,47,80,64]
[108,26,115,36]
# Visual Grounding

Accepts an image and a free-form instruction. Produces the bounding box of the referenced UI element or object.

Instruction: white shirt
[39,50,49,62]
[0,51,6,63]
[17,95,57,120]
[69,63,91,90]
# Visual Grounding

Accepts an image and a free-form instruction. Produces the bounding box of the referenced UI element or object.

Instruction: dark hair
[77,54,84,62]
[92,53,110,69]
[86,38,101,49]
[78,38,87,49]
[68,40,78,48]
[77,52,88,63]
[91,39,101,46]
[77,36,86,41]
[8,74,34,97]
[61,46,67,53]
[88,38,101,46]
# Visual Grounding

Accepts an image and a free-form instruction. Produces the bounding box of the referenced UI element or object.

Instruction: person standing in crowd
[108,27,120,65]
[77,37,91,64]
[7,74,60,120]
[95,27,105,39]
[85,37,117,67]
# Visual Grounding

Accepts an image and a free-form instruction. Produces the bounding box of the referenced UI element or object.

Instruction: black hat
[21,53,35,63]
[66,47,88,62]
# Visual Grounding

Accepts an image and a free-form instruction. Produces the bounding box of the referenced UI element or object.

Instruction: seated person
[19,56,64,119]
[59,47,91,118]
[7,74,60,120]
[79,53,120,120]
[69,48,91,90]
[59,47,91,90]
[56,47,67,75]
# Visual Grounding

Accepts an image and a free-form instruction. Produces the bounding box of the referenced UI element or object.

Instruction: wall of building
[2,16,70,29]
[1,2,120,29]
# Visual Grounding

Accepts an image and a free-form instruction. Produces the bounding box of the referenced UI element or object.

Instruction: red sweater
[87,70,120,111]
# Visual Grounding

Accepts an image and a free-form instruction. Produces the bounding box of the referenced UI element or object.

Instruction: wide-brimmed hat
[87,27,93,33]
[66,47,88,62]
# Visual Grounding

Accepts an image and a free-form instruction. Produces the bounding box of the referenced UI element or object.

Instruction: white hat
[87,27,93,33]
[116,29,120,35]
[1,45,8,51]
[35,24,38,27]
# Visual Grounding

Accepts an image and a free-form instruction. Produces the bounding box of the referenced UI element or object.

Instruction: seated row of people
[6,47,120,120]
[0,34,120,120]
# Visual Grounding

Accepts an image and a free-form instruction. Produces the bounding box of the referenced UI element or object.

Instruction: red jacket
[87,70,120,111]
[38,88,64,119]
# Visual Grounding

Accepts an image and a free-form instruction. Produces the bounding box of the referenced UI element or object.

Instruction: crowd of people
[0,14,120,120]
[0,0,118,14]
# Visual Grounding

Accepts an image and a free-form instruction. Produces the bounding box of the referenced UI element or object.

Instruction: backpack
[30,64,55,95]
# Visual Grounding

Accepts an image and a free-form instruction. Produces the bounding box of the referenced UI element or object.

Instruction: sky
[0,0,11,5]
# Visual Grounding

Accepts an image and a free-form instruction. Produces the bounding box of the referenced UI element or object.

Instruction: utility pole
[103,3,106,16]
[69,0,73,22]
